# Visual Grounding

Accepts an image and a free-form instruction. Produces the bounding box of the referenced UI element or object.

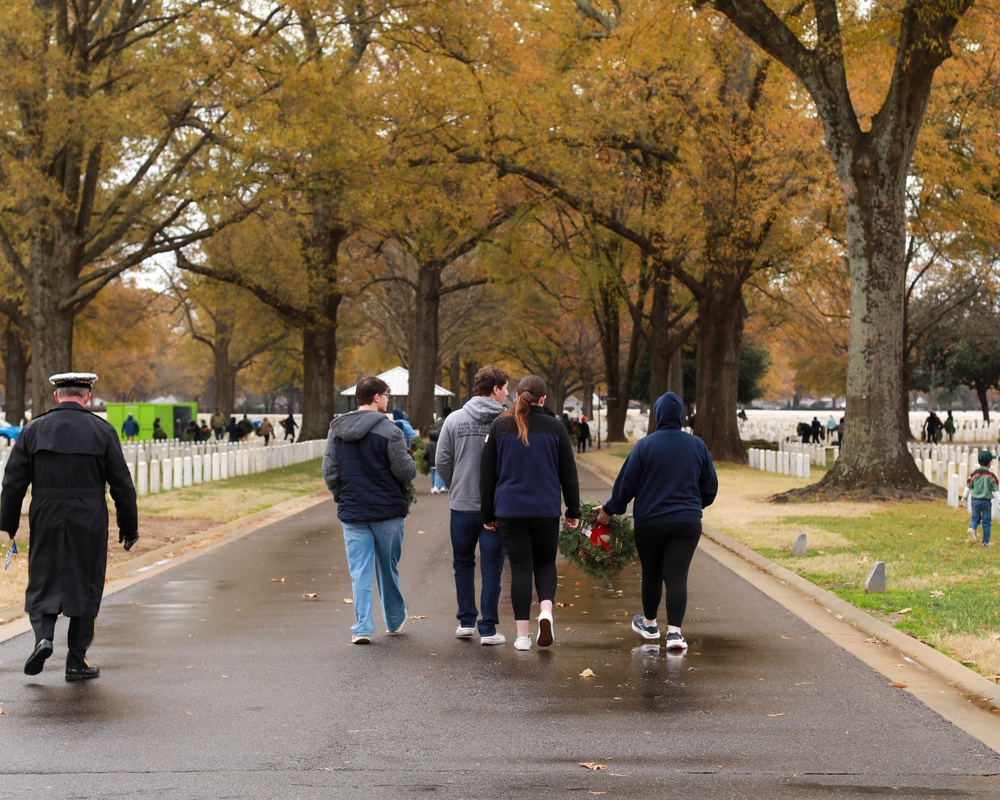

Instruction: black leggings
[634,522,702,628]
[498,517,559,620]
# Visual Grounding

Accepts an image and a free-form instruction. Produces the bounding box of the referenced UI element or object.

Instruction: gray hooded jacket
[434,395,505,513]
[323,409,417,523]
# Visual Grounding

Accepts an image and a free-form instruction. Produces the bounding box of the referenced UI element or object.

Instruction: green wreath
[559,501,636,581]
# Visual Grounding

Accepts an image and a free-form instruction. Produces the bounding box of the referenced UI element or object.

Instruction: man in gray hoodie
[435,365,510,645]
[323,376,417,644]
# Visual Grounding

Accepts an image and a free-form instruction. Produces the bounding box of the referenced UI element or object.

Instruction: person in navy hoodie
[595,392,717,651]
[481,375,580,652]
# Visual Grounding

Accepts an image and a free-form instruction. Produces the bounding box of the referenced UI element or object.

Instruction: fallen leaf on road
[889,681,907,688]
[768,713,784,717]
[579,762,607,771]
[589,793,607,795]
[579,668,596,678]
[418,530,427,535]
[303,593,319,599]
[410,614,428,619]
[271,577,285,583]
[342,598,353,604]
[556,602,574,607]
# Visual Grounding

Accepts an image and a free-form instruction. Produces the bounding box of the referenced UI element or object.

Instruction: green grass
[763,503,1000,644]
[137,457,327,522]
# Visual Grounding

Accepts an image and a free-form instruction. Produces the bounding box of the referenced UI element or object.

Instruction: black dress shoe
[24,639,53,676]
[65,665,100,682]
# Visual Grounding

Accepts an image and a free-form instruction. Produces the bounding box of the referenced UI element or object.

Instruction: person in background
[435,365,510,645]
[481,374,580,652]
[1,372,138,681]
[965,450,998,547]
[121,413,139,442]
[152,417,168,441]
[259,417,274,445]
[210,408,227,441]
[575,415,592,453]
[282,414,298,442]
[596,391,718,652]
[424,429,446,494]
[392,408,416,453]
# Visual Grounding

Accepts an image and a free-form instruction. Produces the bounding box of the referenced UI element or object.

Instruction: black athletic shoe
[631,615,660,640]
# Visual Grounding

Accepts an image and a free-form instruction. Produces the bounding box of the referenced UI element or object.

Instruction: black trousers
[30,613,96,670]
[634,521,702,628]
[498,517,559,620]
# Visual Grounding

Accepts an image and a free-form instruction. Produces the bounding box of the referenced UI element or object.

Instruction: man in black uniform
[1,372,138,681]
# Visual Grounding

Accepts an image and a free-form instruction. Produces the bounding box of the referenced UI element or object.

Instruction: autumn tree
[0,1,263,414]
[703,0,978,494]
[171,272,288,418]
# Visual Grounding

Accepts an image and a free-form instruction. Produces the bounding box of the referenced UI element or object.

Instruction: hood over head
[653,392,685,430]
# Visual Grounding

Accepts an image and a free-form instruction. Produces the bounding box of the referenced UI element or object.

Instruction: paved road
[1,465,999,799]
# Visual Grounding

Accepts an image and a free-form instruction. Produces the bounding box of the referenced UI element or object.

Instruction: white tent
[340,366,454,398]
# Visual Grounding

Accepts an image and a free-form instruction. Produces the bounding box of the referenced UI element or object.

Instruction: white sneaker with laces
[455,625,476,638]
[513,636,531,651]
[480,632,506,646]
[967,527,978,544]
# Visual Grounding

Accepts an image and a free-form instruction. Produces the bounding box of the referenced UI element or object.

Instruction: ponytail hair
[501,374,547,445]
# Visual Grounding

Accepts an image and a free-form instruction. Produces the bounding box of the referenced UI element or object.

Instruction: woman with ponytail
[480,375,581,651]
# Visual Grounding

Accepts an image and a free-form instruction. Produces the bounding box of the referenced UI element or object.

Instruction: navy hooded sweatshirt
[602,392,718,526]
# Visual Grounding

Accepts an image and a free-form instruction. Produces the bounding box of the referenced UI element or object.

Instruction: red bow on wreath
[589,524,611,552]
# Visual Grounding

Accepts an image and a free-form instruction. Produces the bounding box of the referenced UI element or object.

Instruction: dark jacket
[602,392,717,526]
[481,405,581,522]
[1,403,138,617]
[322,409,417,523]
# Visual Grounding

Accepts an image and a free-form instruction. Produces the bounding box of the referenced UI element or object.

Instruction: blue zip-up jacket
[322,409,417,523]
[602,392,717,526]
[480,406,581,522]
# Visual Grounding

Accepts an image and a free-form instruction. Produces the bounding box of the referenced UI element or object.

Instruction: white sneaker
[513,636,531,651]
[351,634,372,644]
[480,632,506,646]
[537,609,554,647]
[967,527,978,544]
[455,625,476,638]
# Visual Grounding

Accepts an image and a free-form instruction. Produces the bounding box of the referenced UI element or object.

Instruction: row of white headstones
[0,438,326,508]
[747,438,995,509]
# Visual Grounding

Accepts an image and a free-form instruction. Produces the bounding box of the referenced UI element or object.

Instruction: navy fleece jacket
[602,392,717,526]
[480,405,581,522]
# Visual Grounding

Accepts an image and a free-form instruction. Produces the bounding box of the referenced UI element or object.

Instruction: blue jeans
[342,518,407,635]
[971,498,993,545]
[450,510,505,636]
[430,467,446,491]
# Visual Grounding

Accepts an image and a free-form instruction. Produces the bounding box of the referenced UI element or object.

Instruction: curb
[576,452,1000,715]
[700,524,1000,714]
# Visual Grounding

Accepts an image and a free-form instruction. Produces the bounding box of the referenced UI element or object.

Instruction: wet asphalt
[1,464,999,799]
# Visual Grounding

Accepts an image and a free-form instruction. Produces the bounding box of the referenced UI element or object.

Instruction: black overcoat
[0,403,138,617]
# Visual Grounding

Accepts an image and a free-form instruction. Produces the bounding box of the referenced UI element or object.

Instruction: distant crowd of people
[121,409,300,445]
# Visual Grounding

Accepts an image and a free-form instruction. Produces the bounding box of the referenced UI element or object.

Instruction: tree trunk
[300,317,339,441]
[298,197,344,442]
[27,258,74,416]
[818,152,927,491]
[693,279,746,462]
[3,323,28,425]
[408,265,441,434]
[975,380,990,424]
[449,353,462,404]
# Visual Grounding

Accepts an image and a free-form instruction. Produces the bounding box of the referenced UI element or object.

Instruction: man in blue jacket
[596,392,717,651]
[323,376,417,644]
